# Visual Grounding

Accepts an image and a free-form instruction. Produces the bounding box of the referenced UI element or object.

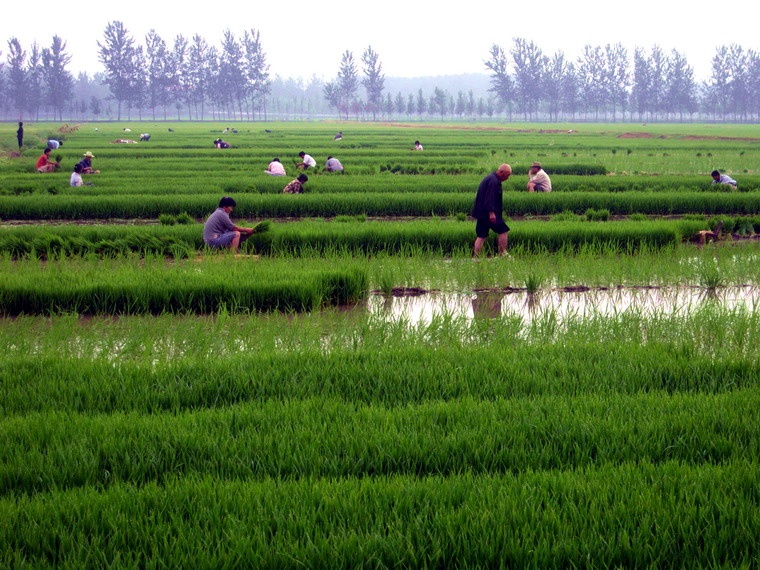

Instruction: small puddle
[367,286,759,325]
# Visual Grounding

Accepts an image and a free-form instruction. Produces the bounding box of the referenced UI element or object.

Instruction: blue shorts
[205,231,238,248]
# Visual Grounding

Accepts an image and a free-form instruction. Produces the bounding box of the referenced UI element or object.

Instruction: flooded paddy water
[367,285,759,325]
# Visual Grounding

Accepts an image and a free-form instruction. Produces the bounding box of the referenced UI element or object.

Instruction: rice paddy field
[1,121,760,567]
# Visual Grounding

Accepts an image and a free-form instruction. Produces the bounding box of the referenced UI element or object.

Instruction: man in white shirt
[711,170,737,190]
[297,151,316,170]
[70,163,84,186]
[527,162,552,192]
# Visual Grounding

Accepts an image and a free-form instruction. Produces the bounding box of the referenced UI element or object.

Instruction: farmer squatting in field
[35,148,59,173]
[77,152,99,175]
[472,163,512,257]
[325,156,344,172]
[527,162,552,192]
[203,196,256,252]
[283,174,309,194]
[265,158,287,176]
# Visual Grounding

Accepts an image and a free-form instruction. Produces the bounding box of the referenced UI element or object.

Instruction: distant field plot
[1,121,759,566]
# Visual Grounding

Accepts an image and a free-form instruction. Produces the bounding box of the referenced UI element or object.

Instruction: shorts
[533,183,551,192]
[475,218,510,239]
[205,231,246,248]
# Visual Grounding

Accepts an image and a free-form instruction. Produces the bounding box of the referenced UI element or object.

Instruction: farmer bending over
[711,170,737,190]
[203,196,255,251]
[296,151,316,170]
[283,174,308,194]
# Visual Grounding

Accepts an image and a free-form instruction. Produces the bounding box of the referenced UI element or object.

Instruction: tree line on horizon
[1,24,759,123]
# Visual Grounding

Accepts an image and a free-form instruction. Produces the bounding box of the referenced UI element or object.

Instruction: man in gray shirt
[325,156,344,172]
[203,196,255,251]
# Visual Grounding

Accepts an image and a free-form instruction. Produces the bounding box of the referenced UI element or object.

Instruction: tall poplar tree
[41,36,74,121]
[6,38,27,117]
[98,21,137,120]
[361,45,384,121]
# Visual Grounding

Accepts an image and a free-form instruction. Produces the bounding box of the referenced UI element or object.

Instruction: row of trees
[1,36,75,121]
[2,26,760,122]
[322,39,760,122]
[96,21,270,120]
[485,39,760,122]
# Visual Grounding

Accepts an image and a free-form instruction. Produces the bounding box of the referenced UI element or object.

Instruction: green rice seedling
[524,272,544,294]
[0,257,368,315]
[709,217,734,234]
[456,212,468,222]
[377,267,395,295]
[175,212,195,224]
[159,214,177,225]
[334,215,355,223]
[1,464,759,567]
[585,208,610,221]
[629,213,649,221]
[697,260,724,290]
[735,217,754,236]
[551,210,582,222]
[4,191,760,219]
[4,391,760,496]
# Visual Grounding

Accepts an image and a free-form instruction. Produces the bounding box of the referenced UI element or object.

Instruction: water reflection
[367,286,759,326]
[471,291,506,319]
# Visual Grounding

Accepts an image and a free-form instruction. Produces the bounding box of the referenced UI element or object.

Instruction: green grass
[1,121,759,566]
[2,464,758,568]
[0,219,710,258]
[2,191,759,219]
[0,256,367,314]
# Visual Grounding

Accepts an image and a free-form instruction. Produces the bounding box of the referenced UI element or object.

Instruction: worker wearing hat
[527,162,551,192]
[77,152,100,175]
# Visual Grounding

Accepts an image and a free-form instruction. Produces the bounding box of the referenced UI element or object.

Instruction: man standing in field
[711,170,738,190]
[203,196,255,251]
[527,162,552,192]
[472,163,512,256]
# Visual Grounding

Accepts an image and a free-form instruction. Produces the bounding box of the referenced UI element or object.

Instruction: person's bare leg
[474,237,487,256]
[527,182,535,192]
[497,232,508,256]
[230,231,241,252]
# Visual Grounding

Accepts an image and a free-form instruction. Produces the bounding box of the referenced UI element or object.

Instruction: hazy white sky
[2,0,758,82]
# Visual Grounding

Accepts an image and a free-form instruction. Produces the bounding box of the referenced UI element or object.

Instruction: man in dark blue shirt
[472,163,512,256]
